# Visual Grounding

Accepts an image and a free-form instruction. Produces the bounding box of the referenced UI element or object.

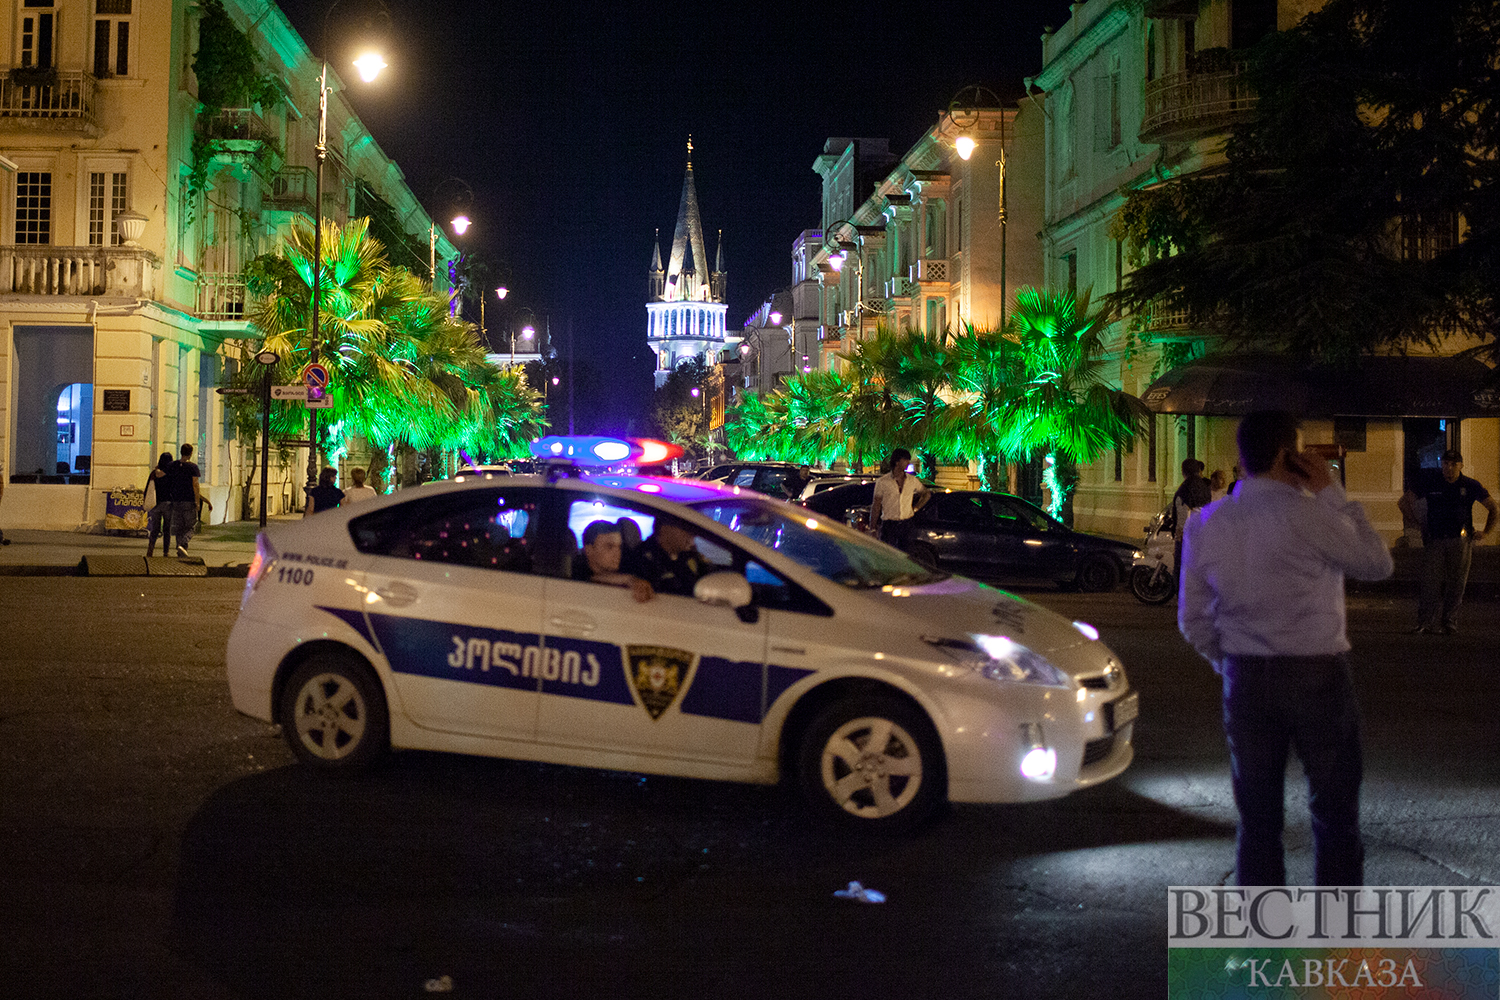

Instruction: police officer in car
[575,520,654,602]
[623,518,709,597]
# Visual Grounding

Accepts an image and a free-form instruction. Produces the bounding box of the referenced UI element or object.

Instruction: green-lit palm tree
[998,287,1144,517]
[947,323,1028,491]
[244,217,545,470]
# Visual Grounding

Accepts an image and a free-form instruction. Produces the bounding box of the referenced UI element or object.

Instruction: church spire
[664,134,714,302]
[651,228,663,272]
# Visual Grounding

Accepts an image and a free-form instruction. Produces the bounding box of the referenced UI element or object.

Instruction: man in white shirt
[869,447,930,552]
[341,467,379,504]
[1179,410,1392,887]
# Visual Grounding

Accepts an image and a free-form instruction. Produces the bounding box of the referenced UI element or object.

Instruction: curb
[0,561,250,578]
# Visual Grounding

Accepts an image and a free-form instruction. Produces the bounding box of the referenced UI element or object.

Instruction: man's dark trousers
[1222,654,1364,886]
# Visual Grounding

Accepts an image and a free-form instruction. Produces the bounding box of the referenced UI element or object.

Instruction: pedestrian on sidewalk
[1179,410,1392,887]
[144,451,174,556]
[1171,459,1213,575]
[1399,449,1497,635]
[163,444,211,557]
[304,467,345,516]
[341,467,378,504]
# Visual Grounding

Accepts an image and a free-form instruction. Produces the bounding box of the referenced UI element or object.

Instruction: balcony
[1141,63,1258,144]
[885,277,916,299]
[197,272,249,320]
[910,259,950,285]
[0,68,99,135]
[1135,298,1218,342]
[200,106,275,144]
[264,167,316,218]
[0,245,157,297]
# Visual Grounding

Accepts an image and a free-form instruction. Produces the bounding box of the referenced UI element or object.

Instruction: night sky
[272,0,1070,431]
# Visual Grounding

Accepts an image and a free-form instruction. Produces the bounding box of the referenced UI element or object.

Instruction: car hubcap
[293,673,366,759]
[821,716,922,818]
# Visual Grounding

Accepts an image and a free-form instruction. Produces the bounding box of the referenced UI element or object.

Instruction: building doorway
[1403,417,1456,490]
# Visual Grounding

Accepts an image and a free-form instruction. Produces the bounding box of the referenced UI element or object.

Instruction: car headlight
[923,634,1071,687]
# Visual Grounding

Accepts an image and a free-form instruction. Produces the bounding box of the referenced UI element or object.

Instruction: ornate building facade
[0,0,454,529]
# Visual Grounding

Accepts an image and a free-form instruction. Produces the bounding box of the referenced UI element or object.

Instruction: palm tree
[244,217,545,474]
[998,287,1144,517]
[947,323,1027,491]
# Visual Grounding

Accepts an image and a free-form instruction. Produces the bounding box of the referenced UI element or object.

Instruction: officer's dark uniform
[623,539,708,597]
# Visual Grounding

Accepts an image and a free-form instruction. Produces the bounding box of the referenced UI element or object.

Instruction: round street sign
[255,350,279,366]
[302,363,330,389]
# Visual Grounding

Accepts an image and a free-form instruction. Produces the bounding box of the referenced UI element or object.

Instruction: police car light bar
[529,435,685,471]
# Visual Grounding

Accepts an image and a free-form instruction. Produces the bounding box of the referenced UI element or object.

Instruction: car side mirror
[694,571,756,623]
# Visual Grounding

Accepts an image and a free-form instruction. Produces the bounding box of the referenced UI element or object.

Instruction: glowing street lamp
[947,84,1009,326]
[308,0,389,488]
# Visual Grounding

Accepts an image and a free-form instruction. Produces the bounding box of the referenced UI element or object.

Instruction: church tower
[647,137,728,387]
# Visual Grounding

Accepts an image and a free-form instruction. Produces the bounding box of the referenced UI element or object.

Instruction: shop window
[10,326,93,483]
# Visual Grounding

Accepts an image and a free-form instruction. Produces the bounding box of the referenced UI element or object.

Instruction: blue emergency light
[528,436,684,469]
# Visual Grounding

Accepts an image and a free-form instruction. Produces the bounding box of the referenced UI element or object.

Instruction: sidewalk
[0,517,296,576]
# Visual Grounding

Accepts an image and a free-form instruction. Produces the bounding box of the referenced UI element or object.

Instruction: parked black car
[697,462,824,500]
[803,483,1137,592]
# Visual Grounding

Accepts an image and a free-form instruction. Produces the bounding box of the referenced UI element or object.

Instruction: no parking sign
[301,363,330,390]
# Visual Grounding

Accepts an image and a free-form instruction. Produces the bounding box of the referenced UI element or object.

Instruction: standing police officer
[1400,449,1497,635]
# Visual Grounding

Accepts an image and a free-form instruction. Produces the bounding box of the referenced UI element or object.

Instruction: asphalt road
[0,578,1495,999]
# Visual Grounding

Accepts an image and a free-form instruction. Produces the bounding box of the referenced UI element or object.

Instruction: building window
[88,171,127,246]
[16,171,52,244]
[1114,447,1123,482]
[20,0,55,70]
[93,0,133,78]
[1062,251,1078,297]
[1401,213,1458,261]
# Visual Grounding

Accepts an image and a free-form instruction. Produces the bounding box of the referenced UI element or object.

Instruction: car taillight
[242,533,278,607]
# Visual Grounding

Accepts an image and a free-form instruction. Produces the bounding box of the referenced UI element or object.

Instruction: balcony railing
[198,272,249,320]
[0,68,98,134]
[0,245,157,297]
[200,106,274,144]
[910,259,950,284]
[1141,64,1258,144]
[264,167,316,217]
[885,277,916,298]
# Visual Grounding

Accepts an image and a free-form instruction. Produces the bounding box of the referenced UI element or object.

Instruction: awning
[1142,354,1500,418]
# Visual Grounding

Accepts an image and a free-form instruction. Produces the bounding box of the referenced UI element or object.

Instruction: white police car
[226,436,1136,831]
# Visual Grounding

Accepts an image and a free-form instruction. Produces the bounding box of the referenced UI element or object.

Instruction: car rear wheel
[797,695,945,833]
[1129,564,1175,604]
[1076,554,1120,592]
[280,652,389,771]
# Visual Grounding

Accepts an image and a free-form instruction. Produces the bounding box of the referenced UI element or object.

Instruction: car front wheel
[1076,553,1120,592]
[279,652,389,771]
[797,695,945,833]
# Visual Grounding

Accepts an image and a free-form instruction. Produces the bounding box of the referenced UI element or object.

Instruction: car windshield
[688,497,947,589]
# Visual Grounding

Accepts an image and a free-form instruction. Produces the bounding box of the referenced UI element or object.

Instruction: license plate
[1107,691,1139,731]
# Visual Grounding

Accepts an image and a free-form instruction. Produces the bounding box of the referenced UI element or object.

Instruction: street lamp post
[309,0,388,488]
[947,84,1008,328]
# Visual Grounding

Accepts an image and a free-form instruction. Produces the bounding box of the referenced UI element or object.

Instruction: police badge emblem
[626,646,695,720]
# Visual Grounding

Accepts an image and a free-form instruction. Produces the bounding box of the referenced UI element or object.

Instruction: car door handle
[548,613,597,634]
[373,582,418,607]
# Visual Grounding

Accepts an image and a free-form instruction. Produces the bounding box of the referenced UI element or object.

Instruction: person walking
[1179,410,1393,887]
[143,451,174,556]
[162,444,210,557]
[304,467,346,516]
[869,447,930,551]
[1399,449,1496,635]
[1171,459,1214,578]
[341,467,378,504]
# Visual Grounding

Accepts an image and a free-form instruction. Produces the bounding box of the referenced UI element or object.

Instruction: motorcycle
[1129,509,1176,604]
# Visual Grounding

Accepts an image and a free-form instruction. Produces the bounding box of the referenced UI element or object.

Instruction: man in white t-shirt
[869,447,930,552]
[341,467,379,504]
